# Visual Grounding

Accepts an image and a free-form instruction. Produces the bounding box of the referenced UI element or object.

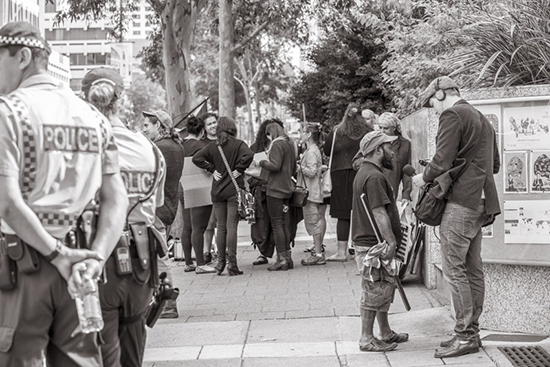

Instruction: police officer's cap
[0,21,51,54]
[81,67,125,100]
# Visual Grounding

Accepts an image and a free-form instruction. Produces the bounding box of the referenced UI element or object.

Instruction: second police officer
[79,67,167,367]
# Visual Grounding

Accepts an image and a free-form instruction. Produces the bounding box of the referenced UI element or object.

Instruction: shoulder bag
[290,155,309,207]
[217,144,256,224]
[321,128,337,198]
[415,120,486,226]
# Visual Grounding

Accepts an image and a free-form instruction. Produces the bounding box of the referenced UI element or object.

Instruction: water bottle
[75,277,104,333]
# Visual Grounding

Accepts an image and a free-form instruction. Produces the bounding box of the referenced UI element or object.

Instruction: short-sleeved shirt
[0,74,119,238]
[352,161,402,248]
[112,120,166,227]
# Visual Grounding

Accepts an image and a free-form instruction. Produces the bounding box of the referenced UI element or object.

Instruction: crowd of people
[0,21,500,367]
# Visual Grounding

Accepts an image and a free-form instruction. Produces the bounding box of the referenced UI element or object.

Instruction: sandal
[359,338,398,352]
[381,331,409,344]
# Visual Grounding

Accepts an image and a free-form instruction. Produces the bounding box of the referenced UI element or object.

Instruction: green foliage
[138,21,165,85]
[286,21,392,126]
[450,0,550,87]
[121,77,167,130]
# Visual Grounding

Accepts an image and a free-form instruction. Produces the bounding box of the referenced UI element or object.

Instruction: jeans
[266,196,291,253]
[213,197,239,262]
[440,201,486,341]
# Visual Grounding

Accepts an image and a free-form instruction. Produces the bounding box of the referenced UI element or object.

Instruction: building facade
[40,0,153,91]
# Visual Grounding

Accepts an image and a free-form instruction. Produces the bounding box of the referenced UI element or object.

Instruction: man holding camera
[414,76,500,358]
[0,22,128,366]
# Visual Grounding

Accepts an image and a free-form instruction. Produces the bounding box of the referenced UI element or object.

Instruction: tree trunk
[160,0,205,124]
[219,0,236,119]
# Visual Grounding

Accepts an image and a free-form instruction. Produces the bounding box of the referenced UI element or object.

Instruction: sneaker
[159,308,179,319]
[184,264,196,272]
[195,265,216,274]
[301,253,326,266]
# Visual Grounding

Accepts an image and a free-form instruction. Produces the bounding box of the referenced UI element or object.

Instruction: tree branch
[232,20,271,54]
[147,0,166,14]
[251,59,266,83]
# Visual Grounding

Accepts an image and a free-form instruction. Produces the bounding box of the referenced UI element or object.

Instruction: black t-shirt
[352,161,402,248]
[182,138,206,157]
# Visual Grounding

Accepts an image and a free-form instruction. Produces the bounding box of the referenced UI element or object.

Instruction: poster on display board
[504,200,550,244]
[482,225,494,238]
[503,151,528,193]
[530,151,550,193]
[503,104,550,150]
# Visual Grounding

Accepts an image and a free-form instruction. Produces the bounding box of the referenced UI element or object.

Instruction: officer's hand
[232,170,241,179]
[213,170,222,181]
[412,173,426,188]
[50,247,104,282]
[67,258,103,298]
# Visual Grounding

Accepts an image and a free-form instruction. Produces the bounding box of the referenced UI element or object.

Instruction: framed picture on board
[530,151,550,193]
[503,151,528,194]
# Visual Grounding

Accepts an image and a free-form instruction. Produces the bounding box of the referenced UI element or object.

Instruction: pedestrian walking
[180,116,216,274]
[298,123,328,266]
[0,22,128,366]
[415,76,500,358]
[143,109,185,318]
[352,131,409,352]
[81,67,166,367]
[324,104,371,261]
[193,117,254,276]
[251,123,297,271]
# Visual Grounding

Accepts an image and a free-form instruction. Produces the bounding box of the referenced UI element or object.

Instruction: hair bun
[88,82,116,108]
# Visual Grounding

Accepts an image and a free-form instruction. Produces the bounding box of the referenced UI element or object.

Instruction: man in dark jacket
[143,110,185,318]
[415,76,500,359]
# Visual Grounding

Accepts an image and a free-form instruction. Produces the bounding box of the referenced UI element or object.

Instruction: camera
[144,272,180,328]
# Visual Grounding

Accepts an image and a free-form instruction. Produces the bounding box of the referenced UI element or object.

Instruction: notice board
[468,94,550,266]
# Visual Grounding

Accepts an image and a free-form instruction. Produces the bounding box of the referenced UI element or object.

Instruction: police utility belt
[111,223,163,289]
[0,209,98,291]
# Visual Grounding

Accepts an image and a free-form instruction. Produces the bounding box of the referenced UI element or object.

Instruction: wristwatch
[44,239,63,262]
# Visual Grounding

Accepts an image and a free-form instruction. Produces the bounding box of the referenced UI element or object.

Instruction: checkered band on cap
[0,35,46,49]
[37,213,78,228]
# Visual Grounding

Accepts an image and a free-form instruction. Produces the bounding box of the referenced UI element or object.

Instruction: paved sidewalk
[144,219,549,366]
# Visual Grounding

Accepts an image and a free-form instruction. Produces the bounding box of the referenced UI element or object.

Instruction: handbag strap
[453,115,487,183]
[327,128,337,169]
[217,144,241,193]
[298,148,310,190]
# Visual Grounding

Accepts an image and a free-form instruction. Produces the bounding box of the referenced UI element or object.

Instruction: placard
[503,104,550,150]
[504,200,550,244]
[503,151,528,193]
[530,151,550,193]
[181,157,212,208]
[245,152,269,180]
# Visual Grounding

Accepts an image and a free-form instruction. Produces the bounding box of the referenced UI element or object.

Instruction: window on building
[133,22,140,28]
[133,31,141,36]
[132,14,141,19]
[45,28,109,41]
[69,53,110,66]
[45,2,56,12]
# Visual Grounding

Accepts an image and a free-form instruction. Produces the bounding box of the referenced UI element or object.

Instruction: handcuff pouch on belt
[5,234,40,274]
[0,237,17,291]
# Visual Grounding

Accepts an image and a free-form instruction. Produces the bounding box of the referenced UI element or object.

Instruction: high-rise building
[40,0,153,91]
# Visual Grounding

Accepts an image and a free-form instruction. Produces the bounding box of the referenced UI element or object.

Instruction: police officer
[0,22,128,366]
[79,68,167,367]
